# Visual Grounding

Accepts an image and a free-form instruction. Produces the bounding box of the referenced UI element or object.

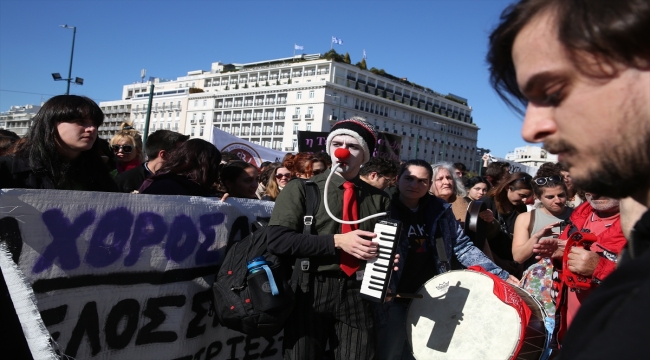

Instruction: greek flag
[294,44,304,50]
[332,36,343,45]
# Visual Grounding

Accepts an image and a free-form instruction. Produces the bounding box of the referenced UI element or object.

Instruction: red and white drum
[406,270,548,360]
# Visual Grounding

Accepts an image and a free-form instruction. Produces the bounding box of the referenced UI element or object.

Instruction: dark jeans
[283,271,375,360]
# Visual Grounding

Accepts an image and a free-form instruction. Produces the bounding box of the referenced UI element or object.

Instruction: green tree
[344,52,351,64]
[355,59,367,70]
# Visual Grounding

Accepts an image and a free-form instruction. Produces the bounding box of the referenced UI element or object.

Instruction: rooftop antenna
[140,69,146,83]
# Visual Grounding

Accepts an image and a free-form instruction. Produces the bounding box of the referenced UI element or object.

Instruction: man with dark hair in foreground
[115,130,189,193]
[487,0,650,358]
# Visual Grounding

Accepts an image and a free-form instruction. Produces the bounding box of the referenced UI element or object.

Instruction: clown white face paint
[330,135,364,180]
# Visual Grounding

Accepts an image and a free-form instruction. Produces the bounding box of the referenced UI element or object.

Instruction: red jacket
[553,201,627,345]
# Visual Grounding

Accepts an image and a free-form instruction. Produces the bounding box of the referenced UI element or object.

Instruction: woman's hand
[532,237,559,259]
[530,221,560,242]
[478,209,494,223]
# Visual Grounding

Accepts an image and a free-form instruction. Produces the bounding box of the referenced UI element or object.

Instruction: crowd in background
[0,94,633,357]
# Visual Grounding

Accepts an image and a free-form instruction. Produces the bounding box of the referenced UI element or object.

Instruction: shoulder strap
[302,180,320,235]
[292,180,322,291]
[528,209,536,237]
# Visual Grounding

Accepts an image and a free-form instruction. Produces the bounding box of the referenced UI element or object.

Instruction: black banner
[373,132,402,161]
[297,131,328,153]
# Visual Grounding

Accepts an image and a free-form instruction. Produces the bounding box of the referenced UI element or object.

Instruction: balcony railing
[292,115,300,120]
[305,114,314,119]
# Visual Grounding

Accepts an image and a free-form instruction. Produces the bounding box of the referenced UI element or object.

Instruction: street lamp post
[52,25,83,94]
[63,25,76,95]
[325,93,341,120]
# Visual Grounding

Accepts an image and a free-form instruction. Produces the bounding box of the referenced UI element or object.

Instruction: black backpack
[213,180,320,336]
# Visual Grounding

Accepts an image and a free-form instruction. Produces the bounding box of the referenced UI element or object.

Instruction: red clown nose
[334,148,350,160]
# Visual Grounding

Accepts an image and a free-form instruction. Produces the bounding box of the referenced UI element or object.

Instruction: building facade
[505,145,558,167]
[0,104,41,136]
[103,53,481,165]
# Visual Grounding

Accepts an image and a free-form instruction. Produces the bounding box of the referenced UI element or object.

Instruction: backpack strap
[291,180,321,292]
[302,180,320,236]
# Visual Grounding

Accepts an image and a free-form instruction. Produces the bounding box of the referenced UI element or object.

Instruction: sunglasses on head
[534,175,562,186]
[276,173,291,179]
[111,144,134,154]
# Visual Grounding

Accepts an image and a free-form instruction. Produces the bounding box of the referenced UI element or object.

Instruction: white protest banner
[211,127,287,167]
[486,154,539,176]
[0,189,284,360]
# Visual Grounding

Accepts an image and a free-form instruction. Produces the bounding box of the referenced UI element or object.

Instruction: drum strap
[435,237,450,272]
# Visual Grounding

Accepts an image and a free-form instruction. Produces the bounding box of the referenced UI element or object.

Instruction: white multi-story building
[105,53,480,164]
[98,100,132,138]
[505,145,558,167]
[0,104,41,136]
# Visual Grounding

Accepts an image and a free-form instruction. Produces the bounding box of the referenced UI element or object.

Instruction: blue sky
[0,0,530,157]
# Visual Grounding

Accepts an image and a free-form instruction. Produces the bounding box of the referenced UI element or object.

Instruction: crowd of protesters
[3,0,650,353]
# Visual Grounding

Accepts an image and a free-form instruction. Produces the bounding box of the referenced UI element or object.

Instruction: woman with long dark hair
[465,176,491,202]
[483,172,533,277]
[219,160,259,199]
[139,139,221,196]
[0,95,117,191]
[375,159,516,359]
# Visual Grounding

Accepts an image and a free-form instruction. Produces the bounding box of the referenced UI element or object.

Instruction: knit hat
[326,117,378,163]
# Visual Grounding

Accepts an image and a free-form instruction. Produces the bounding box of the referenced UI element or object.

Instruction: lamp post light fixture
[51,25,82,95]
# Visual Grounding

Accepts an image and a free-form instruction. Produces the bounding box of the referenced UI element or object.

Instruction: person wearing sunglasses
[482,172,533,278]
[283,152,325,179]
[109,124,143,176]
[262,164,291,201]
[512,170,573,322]
[0,95,117,192]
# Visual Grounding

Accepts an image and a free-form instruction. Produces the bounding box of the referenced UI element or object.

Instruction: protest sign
[211,127,287,167]
[0,189,284,360]
[297,131,328,153]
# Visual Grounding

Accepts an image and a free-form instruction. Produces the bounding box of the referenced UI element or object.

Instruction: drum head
[406,270,522,359]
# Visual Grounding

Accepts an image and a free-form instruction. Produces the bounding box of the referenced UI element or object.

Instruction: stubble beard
[563,122,650,199]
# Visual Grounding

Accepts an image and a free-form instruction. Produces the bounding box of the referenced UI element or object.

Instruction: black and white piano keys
[360,220,402,303]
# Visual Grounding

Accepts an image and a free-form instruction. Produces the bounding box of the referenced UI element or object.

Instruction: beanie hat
[326,116,378,163]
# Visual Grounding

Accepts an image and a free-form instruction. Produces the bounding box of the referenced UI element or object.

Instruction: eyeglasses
[111,144,133,154]
[534,175,562,186]
[276,173,292,179]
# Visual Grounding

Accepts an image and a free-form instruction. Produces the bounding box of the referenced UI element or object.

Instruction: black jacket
[115,163,151,193]
[0,154,118,192]
[139,173,213,196]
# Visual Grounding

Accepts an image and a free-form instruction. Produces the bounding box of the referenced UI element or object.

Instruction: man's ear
[369,172,379,181]
[158,150,168,160]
